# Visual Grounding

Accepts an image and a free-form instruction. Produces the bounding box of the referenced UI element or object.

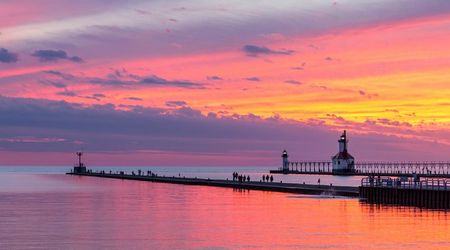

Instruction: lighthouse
[331,130,355,174]
[282,150,289,172]
[73,152,87,173]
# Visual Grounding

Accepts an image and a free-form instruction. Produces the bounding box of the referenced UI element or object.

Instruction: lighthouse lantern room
[331,130,355,174]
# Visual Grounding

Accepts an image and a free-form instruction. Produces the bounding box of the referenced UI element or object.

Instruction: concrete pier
[66,172,359,197]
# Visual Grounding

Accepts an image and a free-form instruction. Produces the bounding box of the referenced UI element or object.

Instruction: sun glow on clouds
[0,0,450,164]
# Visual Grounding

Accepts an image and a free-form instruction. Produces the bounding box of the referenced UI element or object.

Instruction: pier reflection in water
[0,171,448,250]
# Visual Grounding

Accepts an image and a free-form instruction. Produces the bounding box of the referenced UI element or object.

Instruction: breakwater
[66,172,359,197]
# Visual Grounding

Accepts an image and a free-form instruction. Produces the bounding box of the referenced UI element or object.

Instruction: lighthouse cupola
[282,150,289,172]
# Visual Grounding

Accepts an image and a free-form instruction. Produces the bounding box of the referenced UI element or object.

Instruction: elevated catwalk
[270,161,450,178]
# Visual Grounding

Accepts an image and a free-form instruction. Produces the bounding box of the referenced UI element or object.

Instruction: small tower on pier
[332,130,355,174]
[282,150,289,172]
[73,152,87,173]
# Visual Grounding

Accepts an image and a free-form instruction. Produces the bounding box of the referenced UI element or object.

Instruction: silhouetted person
[247,176,250,182]
[262,175,265,182]
[270,175,273,182]
[318,178,321,185]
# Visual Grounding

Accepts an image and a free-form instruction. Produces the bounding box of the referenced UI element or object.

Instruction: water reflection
[0,172,448,249]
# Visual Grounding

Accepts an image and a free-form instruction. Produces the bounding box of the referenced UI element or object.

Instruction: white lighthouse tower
[282,150,289,172]
[332,130,355,174]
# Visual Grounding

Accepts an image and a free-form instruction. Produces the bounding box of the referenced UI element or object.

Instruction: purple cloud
[284,80,302,85]
[125,97,143,101]
[32,50,84,63]
[244,77,261,82]
[56,90,77,97]
[93,93,106,98]
[141,75,204,89]
[166,100,187,107]
[0,48,18,63]
[207,76,223,81]
[243,45,294,57]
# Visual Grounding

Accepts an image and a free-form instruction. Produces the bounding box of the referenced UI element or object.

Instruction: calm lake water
[0,166,449,249]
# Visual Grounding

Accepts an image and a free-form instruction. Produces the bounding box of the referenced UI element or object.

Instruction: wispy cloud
[207,75,223,81]
[244,77,261,82]
[56,90,77,97]
[243,45,294,57]
[32,49,83,63]
[166,100,187,107]
[284,80,302,85]
[125,97,143,101]
[42,70,205,89]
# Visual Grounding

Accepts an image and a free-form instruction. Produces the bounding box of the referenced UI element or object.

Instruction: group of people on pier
[262,175,274,182]
[232,172,276,183]
[232,172,250,182]
[129,169,157,177]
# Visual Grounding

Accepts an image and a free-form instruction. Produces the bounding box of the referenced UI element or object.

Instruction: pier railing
[361,177,449,190]
[355,162,450,175]
[283,161,333,172]
[278,161,450,177]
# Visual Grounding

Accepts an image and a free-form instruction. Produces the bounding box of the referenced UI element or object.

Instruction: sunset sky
[1,0,450,166]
